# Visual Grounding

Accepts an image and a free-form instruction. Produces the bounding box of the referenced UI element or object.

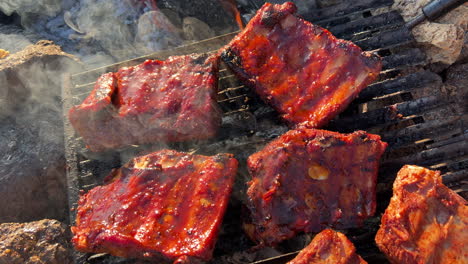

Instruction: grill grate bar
[427,133,468,149]
[357,71,440,103]
[356,27,414,51]
[328,96,447,132]
[307,0,393,22]
[218,85,248,95]
[328,11,403,39]
[382,138,468,167]
[218,94,249,103]
[381,48,427,70]
[448,174,468,184]
[70,32,238,85]
[381,115,466,150]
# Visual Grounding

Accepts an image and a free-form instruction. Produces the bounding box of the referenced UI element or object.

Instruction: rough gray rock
[393,1,467,65]
[0,40,82,223]
[0,40,80,118]
[0,108,68,223]
[0,219,72,264]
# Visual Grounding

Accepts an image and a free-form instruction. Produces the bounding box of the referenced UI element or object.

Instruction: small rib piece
[71,149,238,262]
[245,128,387,245]
[288,229,367,264]
[375,165,468,264]
[221,2,381,128]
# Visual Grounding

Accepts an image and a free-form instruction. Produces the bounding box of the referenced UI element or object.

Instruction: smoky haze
[0,0,240,223]
[0,0,239,68]
[0,41,81,222]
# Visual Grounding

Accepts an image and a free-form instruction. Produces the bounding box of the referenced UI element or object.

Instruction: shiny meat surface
[69,54,221,152]
[71,149,238,262]
[245,129,387,246]
[221,2,381,128]
[375,165,468,264]
[288,229,367,264]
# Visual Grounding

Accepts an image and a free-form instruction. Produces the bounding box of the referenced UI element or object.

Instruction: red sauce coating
[221,2,382,128]
[71,149,238,262]
[69,54,221,152]
[288,229,367,264]
[376,165,468,264]
[245,128,387,246]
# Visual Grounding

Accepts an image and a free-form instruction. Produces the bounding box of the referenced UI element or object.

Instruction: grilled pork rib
[288,229,367,264]
[375,165,468,264]
[221,2,381,128]
[69,54,221,152]
[245,129,387,246]
[71,149,238,262]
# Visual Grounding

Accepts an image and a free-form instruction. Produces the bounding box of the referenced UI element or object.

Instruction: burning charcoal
[72,149,238,262]
[287,229,367,264]
[376,165,468,264]
[245,129,387,246]
[0,219,72,264]
[221,2,382,128]
[69,53,221,152]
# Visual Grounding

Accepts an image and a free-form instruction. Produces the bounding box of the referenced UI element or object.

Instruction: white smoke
[0,0,62,17]
[0,24,35,53]
[0,0,186,68]
[0,0,243,224]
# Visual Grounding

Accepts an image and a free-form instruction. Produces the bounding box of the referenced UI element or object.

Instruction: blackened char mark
[221,48,242,71]
[259,3,297,28]
[191,53,209,65]
[362,51,383,69]
[221,47,256,90]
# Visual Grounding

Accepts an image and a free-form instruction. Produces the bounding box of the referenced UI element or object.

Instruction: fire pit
[0,0,466,263]
[61,1,467,264]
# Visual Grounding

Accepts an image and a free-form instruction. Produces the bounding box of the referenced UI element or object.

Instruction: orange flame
[218,0,245,30]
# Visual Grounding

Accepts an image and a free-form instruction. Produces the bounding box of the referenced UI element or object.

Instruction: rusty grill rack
[63,0,468,263]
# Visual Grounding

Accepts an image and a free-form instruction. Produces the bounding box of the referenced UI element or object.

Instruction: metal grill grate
[62,1,468,263]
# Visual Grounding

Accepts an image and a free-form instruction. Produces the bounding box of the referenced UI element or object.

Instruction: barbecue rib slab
[287,229,367,264]
[69,54,221,152]
[221,2,381,128]
[71,149,238,262]
[375,165,468,264]
[245,129,387,246]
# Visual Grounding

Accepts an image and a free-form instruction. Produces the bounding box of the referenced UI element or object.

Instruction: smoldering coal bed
[63,1,468,264]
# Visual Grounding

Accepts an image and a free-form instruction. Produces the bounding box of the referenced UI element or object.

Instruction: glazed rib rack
[63,0,468,263]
